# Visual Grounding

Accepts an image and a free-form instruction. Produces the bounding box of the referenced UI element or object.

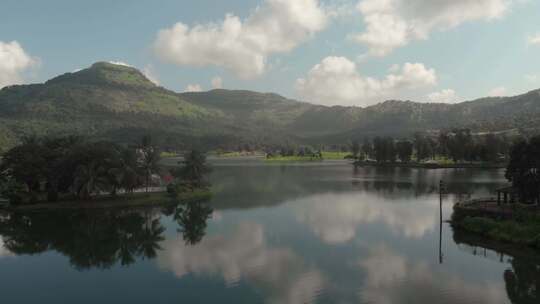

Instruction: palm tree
[73,161,109,200]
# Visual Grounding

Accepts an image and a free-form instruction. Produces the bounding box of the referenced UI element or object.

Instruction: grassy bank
[264,151,352,162]
[451,204,540,249]
[2,189,212,211]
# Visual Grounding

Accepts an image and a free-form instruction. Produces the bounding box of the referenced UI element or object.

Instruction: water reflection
[157,222,324,304]
[0,210,165,269]
[164,201,213,245]
[0,238,12,258]
[0,201,213,270]
[0,163,529,304]
[294,192,441,244]
[453,230,540,304]
[358,244,507,304]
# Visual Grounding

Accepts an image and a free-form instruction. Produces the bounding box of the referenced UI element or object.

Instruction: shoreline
[0,190,212,212]
[451,198,540,249]
[353,161,506,169]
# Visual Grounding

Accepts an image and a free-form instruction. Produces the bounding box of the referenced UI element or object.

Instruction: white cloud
[108,61,133,67]
[353,0,510,56]
[142,64,160,85]
[427,89,458,103]
[295,56,436,106]
[184,84,203,92]
[0,41,38,89]
[154,0,328,78]
[488,86,507,96]
[211,76,223,89]
[158,223,324,304]
[527,33,540,45]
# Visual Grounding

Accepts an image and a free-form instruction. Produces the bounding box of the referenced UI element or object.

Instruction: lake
[0,160,537,304]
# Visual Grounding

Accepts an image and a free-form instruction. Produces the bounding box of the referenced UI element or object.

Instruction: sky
[1,0,540,107]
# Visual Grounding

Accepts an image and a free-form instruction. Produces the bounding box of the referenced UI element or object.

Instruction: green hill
[1,62,539,151]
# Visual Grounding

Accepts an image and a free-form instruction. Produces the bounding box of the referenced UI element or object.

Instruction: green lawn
[264,151,351,162]
[265,155,324,162]
[321,151,351,159]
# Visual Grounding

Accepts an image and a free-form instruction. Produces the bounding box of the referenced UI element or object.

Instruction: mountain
[1,62,539,151]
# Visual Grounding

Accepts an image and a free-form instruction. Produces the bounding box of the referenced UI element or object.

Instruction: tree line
[350,129,511,163]
[0,135,210,205]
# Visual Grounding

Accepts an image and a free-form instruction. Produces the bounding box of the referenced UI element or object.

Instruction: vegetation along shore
[0,135,212,209]
[451,135,540,249]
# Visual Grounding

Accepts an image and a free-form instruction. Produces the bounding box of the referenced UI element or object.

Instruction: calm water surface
[1,160,538,303]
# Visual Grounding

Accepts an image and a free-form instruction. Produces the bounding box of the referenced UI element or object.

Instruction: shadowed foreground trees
[505,136,540,204]
[0,135,161,204]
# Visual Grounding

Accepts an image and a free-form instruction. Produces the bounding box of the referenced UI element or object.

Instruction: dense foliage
[0,135,161,204]
[357,129,510,163]
[505,136,540,204]
[168,150,211,194]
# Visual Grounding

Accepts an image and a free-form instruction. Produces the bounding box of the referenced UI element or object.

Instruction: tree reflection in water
[164,201,213,245]
[0,201,213,270]
[453,229,540,304]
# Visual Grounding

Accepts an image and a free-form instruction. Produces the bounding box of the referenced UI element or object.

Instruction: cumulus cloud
[184,84,203,92]
[0,41,38,89]
[142,64,160,85]
[295,56,436,106]
[488,86,507,96]
[158,223,324,304]
[211,76,223,89]
[352,0,510,56]
[427,89,458,103]
[528,33,540,45]
[154,0,328,78]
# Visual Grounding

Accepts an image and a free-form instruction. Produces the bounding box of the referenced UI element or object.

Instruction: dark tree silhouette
[505,136,540,204]
[171,150,211,192]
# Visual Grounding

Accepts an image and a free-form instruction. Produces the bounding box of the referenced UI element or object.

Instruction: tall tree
[396,141,413,163]
[172,150,211,192]
[361,138,373,160]
[139,135,161,192]
[351,140,360,159]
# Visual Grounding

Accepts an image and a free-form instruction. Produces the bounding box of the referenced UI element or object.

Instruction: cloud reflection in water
[158,222,324,304]
[295,192,441,244]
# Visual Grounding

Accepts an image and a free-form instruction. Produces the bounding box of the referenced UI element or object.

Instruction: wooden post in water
[439,180,445,264]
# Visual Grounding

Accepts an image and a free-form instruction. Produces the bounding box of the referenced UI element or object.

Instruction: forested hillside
[1,62,539,151]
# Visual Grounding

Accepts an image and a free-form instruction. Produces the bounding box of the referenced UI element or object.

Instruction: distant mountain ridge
[0,62,539,150]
